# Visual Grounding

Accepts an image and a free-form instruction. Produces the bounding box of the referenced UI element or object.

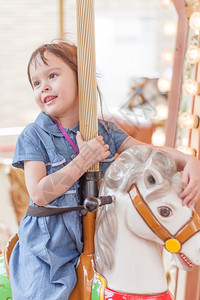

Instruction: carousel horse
[92,146,200,300]
[2,146,200,300]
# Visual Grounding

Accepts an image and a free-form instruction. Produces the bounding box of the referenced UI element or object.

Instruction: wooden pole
[76,0,98,255]
[59,0,64,38]
[69,1,98,299]
[76,0,99,156]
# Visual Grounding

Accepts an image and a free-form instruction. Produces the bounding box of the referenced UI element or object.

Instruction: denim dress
[9,112,128,300]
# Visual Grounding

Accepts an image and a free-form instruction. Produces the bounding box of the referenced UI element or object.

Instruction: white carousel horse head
[94,146,200,295]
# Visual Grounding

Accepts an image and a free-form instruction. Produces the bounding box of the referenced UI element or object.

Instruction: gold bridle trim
[129,185,200,253]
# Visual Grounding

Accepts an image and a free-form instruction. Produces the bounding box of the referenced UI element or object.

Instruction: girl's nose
[41,85,50,93]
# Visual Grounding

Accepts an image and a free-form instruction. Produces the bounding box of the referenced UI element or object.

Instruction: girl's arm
[24,132,110,206]
[118,136,200,206]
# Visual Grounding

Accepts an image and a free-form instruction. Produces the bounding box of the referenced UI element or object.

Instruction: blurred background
[1,1,200,299]
[0,0,178,268]
[0,0,177,159]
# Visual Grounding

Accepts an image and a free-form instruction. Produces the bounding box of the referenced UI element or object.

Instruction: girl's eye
[157,206,172,218]
[33,81,40,88]
[49,73,56,79]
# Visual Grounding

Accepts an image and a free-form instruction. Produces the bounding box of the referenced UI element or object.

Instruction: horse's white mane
[94,146,183,273]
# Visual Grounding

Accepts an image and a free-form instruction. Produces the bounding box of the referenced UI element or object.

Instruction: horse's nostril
[147,175,156,185]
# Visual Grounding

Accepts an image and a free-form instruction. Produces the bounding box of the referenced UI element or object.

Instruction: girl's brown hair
[27,42,78,87]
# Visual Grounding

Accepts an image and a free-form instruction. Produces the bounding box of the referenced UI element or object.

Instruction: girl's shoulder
[98,119,127,137]
[17,122,45,147]
[98,118,116,131]
[18,112,57,142]
[20,122,39,136]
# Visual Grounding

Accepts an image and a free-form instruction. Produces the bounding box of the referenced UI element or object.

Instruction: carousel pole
[69,0,99,299]
[59,0,64,39]
[76,0,99,256]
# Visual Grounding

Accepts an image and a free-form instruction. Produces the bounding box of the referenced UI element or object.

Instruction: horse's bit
[129,184,200,253]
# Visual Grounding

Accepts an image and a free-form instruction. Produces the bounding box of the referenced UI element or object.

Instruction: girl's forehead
[30,52,64,72]
[32,52,54,67]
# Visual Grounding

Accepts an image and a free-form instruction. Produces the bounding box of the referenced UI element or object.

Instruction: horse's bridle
[129,185,200,253]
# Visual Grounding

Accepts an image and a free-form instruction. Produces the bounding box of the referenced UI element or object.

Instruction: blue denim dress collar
[35,112,80,136]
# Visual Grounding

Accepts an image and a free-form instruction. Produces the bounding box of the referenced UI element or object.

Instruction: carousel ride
[0,0,200,299]
[1,146,200,300]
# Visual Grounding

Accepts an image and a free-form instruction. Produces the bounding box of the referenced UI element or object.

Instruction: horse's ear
[143,167,164,189]
[149,150,177,178]
[142,150,174,201]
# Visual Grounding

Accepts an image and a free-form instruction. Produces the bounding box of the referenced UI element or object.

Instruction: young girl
[9,41,200,300]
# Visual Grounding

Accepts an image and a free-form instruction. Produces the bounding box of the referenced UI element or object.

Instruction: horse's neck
[103,218,168,294]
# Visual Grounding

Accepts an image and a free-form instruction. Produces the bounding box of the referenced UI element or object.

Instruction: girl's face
[29,51,79,127]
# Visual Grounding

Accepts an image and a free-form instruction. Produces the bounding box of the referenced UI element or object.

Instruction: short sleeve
[12,131,45,170]
[108,122,128,151]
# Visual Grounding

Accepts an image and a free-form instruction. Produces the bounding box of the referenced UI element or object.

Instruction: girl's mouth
[44,95,57,104]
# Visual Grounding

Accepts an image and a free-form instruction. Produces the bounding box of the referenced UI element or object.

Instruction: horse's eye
[147,175,156,185]
[157,206,172,217]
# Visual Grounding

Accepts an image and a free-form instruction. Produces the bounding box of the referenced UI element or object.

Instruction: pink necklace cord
[51,118,79,154]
